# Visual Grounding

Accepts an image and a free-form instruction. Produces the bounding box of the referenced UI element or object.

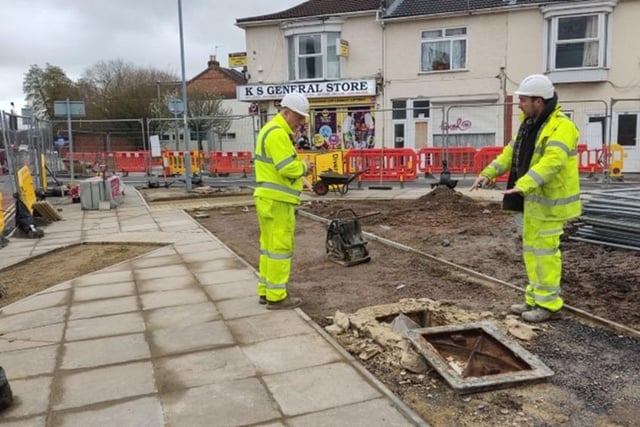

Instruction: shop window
[433,133,495,149]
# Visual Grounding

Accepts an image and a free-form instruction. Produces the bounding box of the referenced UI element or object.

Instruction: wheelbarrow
[313,170,368,196]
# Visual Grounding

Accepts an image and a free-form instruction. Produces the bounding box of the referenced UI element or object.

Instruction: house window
[413,100,430,118]
[550,14,606,69]
[421,27,467,72]
[543,1,616,81]
[392,100,407,120]
[288,32,340,81]
[617,114,638,147]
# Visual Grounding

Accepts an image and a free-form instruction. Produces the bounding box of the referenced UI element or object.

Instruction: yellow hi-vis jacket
[481,104,581,221]
[253,114,308,205]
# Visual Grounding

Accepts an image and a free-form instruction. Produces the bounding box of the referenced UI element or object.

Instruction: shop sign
[237,79,376,101]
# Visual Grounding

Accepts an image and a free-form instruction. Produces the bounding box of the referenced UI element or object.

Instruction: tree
[22,64,77,119]
[186,89,232,151]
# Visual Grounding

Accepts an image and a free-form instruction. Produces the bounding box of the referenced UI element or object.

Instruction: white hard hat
[514,74,555,99]
[281,93,310,117]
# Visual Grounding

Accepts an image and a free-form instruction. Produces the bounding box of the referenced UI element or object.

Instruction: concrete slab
[154,346,256,392]
[0,376,52,419]
[149,320,234,357]
[139,288,208,311]
[242,333,341,375]
[216,295,269,320]
[61,333,150,369]
[195,269,256,286]
[133,264,193,281]
[69,296,138,320]
[0,291,69,316]
[130,254,183,269]
[72,270,133,287]
[181,248,234,263]
[53,361,156,410]
[73,282,135,302]
[65,312,145,341]
[145,302,220,330]
[172,241,226,255]
[0,345,58,379]
[263,362,381,417]
[49,396,164,427]
[288,398,414,427]
[161,377,281,426]
[187,258,247,274]
[0,323,65,352]
[137,274,197,293]
[227,311,318,345]
[203,279,256,301]
[0,416,46,427]
[0,306,67,334]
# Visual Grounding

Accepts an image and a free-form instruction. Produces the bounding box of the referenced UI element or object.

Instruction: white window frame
[542,1,616,83]
[283,19,343,82]
[420,27,467,73]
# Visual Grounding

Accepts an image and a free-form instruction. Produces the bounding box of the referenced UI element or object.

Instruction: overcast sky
[0,0,302,114]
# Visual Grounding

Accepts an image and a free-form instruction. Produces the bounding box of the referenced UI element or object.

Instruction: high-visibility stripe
[264,250,293,260]
[275,155,296,171]
[256,182,301,197]
[534,284,560,293]
[539,228,563,236]
[266,281,287,290]
[528,193,580,207]
[547,140,576,156]
[489,161,505,175]
[526,169,545,186]
[534,293,559,303]
[257,125,281,161]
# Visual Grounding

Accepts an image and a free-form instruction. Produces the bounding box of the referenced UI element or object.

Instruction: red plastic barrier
[416,147,445,174]
[443,147,478,174]
[577,144,605,174]
[475,146,507,182]
[344,148,417,182]
[208,151,253,176]
[114,151,148,174]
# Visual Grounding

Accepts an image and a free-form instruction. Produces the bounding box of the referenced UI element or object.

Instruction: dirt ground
[193,187,640,427]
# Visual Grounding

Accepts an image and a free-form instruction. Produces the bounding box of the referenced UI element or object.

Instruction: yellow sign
[228,52,247,68]
[339,39,349,57]
[17,166,36,214]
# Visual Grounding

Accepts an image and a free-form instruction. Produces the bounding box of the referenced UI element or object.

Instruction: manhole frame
[406,321,554,394]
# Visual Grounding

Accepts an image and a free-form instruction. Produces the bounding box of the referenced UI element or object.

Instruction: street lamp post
[177,0,193,192]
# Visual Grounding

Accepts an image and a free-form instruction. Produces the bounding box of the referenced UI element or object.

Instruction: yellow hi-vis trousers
[522,216,565,312]
[255,196,295,303]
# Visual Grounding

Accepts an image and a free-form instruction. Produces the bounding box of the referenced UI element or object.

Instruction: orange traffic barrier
[208,151,253,177]
[475,146,508,182]
[344,148,417,182]
[577,144,605,175]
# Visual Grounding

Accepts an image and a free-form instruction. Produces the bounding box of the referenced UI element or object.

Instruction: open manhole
[406,321,553,394]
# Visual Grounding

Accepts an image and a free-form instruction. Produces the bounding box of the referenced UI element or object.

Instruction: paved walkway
[0,187,432,426]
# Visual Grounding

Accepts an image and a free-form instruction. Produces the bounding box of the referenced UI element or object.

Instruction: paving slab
[49,396,164,427]
[61,333,150,369]
[216,295,269,320]
[53,361,156,410]
[242,333,342,375]
[139,288,208,311]
[72,281,135,302]
[149,320,234,357]
[0,306,67,334]
[288,398,414,427]
[161,378,281,426]
[0,323,65,352]
[0,290,70,315]
[145,302,221,329]
[0,376,52,419]
[203,278,256,301]
[153,346,256,392]
[69,295,138,320]
[65,312,146,341]
[263,362,381,417]
[72,270,133,287]
[0,345,58,379]
[137,274,197,293]
[227,310,315,344]
[195,268,257,286]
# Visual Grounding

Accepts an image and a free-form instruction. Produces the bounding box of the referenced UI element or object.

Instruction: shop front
[237,79,378,150]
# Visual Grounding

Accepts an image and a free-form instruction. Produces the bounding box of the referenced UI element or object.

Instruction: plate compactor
[326,209,379,266]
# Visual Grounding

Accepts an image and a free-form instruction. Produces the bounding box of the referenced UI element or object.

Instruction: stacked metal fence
[571,188,640,251]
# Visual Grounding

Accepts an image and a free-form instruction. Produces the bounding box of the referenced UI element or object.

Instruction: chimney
[208,55,220,68]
